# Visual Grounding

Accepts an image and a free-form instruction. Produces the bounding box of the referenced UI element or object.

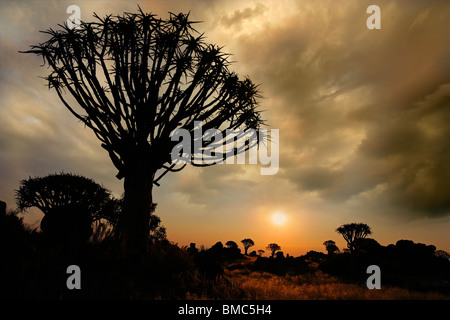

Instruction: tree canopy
[336,223,372,253]
[323,240,339,255]
[241,238,255,255]
[16,172,120,221]
[225,240,238,249]
[15,173,121,242]
[22,9,263,183]
[266,243,281,257]
[22,9,264,253]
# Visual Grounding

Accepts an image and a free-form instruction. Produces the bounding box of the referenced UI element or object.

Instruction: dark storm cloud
[371,84,450,216]
[222,1,450,218]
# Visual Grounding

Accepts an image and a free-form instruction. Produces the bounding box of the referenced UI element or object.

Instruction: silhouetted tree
[15,173,121,242]
[187,243,199,255]
[225,241,238,249]
[336,223,372,253]
[0,201,35,269]
[211,241,224,250]
[0,200,32,242]
[241,238,254,255]
[435,250,450,261]
[16,173,118,219]
[266,243,281,257]
[257,249,265,257]
[22,9,264,254]
[323,240,339,255]
[304,250,327,261]
[148,203,166,242]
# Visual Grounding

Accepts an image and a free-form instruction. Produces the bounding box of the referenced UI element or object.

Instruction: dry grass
[187,268,449,300]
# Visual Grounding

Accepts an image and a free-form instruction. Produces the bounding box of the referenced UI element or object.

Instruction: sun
[271,212,287,226]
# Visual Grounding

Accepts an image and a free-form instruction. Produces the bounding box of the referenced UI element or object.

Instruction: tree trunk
[116,166,155,256]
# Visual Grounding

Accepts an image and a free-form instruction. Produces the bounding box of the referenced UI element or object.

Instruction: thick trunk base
[115,173,154,257]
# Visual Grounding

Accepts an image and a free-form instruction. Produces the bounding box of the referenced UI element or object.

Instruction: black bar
[3,300,447,319]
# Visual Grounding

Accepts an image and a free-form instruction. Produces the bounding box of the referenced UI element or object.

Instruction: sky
[1,0,449,256]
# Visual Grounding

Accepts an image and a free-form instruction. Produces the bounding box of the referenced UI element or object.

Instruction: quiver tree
[266,243,281,257]
[241,238,254,255]
[323,240,339,255]
[15,173,121,242]
[336,223,372,253]
[225,241,238,249]
[22,9,264,253]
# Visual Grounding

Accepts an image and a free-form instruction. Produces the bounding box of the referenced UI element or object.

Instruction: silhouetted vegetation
[323,240,340,255]
[266,243,281,257]
[16,173,121,244]
[226,240,239,250]
[319,239,450,294]
[336,222,372,253]
[1,198,449,299]
[22,9,264,255]
[1,199,189,299]
[252,255,310,276]
[14,173,166,246]
[241,238,254,255]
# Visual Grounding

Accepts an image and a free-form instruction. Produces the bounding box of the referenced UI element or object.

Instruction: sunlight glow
[271,212,287,226]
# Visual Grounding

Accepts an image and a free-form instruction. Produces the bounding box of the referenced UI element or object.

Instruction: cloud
[220,3,267,29]
[219,1,450,219]
[0,17,122,208]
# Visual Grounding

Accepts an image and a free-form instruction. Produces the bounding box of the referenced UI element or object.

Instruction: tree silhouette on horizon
[323,240,339,255]
[22,9,264,254]
[225,240,238,249]
[266,243,281,257]
[241,238,254,255]
[336,223,372,253]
